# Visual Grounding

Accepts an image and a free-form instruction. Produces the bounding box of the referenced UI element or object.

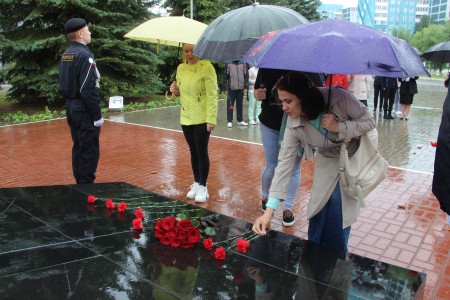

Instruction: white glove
[94,117,104,127]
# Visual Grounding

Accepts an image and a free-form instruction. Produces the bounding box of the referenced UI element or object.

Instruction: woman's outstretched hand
[252,208,274,235]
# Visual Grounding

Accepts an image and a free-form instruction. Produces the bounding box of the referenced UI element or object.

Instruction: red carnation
[162,216,177,231]
[214,247,226,260]
[178,219,193,229]
[236,238,250,253]
[203,238,213,250]
[154,229,164,239]
[106,199,115,209]
[155,220,162,231]
[135,208,144,219]
[117,202,127,213]
[87,195,95,204]
[132,218,143,231]
[187,227,201,244]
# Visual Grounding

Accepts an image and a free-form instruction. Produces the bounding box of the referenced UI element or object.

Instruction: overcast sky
[321,0,358,8]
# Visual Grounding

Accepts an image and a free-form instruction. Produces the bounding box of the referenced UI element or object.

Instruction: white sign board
[109,96,124,110]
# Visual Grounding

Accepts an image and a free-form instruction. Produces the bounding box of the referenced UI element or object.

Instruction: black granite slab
[0,182,426,299]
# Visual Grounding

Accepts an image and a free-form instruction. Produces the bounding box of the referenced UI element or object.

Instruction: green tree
[0,0,165,104]
[273,0,322,21]
[415,15,435,33]
[162,0,225,23]
[390,28,412,41]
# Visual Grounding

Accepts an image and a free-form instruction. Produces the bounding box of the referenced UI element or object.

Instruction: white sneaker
[395,111,402,115]
[249,120,257,125]
[186,182,200,199]
[227,122,232,128]
[237,121,248,126]
[195,185,209,202]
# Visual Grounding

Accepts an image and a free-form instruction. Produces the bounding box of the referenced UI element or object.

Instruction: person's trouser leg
[67,100,100,184]
[227,90,237,123]
[236,90,244,122]
[379,88,385,111]
[394,88,400,111]
[283,155,301,211]
[387,88,395,114]
[373,85,380,109]
[248,91,255,122]
[256,98,262,122]
[260,122,301,210]
[308,183,351,253]
[182,124,211,186]
[260,123,279,199]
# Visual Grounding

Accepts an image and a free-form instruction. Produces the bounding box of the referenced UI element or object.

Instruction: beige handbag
[339,131,388,204]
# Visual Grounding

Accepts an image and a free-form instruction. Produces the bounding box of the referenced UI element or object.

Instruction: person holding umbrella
[252,72,375,252]
[432,76,450,226]
[170,43,218,203]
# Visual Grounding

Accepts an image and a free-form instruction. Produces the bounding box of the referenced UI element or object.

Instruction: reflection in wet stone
[0,183,425,299]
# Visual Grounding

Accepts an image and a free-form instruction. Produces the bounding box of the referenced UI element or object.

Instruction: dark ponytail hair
[274,72,325,120]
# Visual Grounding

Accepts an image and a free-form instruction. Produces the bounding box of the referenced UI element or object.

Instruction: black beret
[64,18,87,34]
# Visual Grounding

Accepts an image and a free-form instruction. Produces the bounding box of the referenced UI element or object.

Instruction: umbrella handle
[165,91,175,100]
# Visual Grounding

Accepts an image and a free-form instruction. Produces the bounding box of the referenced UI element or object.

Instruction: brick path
[1,78,449,299]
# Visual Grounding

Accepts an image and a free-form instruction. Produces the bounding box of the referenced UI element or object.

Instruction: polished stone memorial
[0,183,425,299]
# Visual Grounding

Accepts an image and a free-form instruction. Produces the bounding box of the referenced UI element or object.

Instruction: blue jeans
[260,122,301,211]
[308,183,351,253]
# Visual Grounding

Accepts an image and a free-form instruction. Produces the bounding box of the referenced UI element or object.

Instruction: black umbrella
[421,41,450,63]
[193,2,308,62]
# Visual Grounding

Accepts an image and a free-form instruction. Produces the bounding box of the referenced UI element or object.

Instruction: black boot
[388,112,394,119]
[384,111,389,119]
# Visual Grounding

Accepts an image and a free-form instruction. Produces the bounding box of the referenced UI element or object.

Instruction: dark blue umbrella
[193,2,308,63]
[242,19,429,78]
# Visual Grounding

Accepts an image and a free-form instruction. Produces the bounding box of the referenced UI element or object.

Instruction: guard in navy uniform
[59,18,103,184]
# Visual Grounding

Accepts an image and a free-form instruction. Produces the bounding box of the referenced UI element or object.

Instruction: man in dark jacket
[59,18,103,184]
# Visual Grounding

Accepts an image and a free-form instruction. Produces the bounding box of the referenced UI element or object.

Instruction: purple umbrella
[242,19,429,78]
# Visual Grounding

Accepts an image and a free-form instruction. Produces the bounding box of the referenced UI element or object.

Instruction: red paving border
[1,119,449,299]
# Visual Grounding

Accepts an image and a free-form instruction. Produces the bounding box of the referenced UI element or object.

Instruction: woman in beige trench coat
[253,72,375,252]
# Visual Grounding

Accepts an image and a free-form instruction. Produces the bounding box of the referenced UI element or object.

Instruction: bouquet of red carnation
[154,216,201,248]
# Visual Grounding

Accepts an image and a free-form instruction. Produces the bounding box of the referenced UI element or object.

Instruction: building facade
[320,0,433,35]
[429,0,450,23]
